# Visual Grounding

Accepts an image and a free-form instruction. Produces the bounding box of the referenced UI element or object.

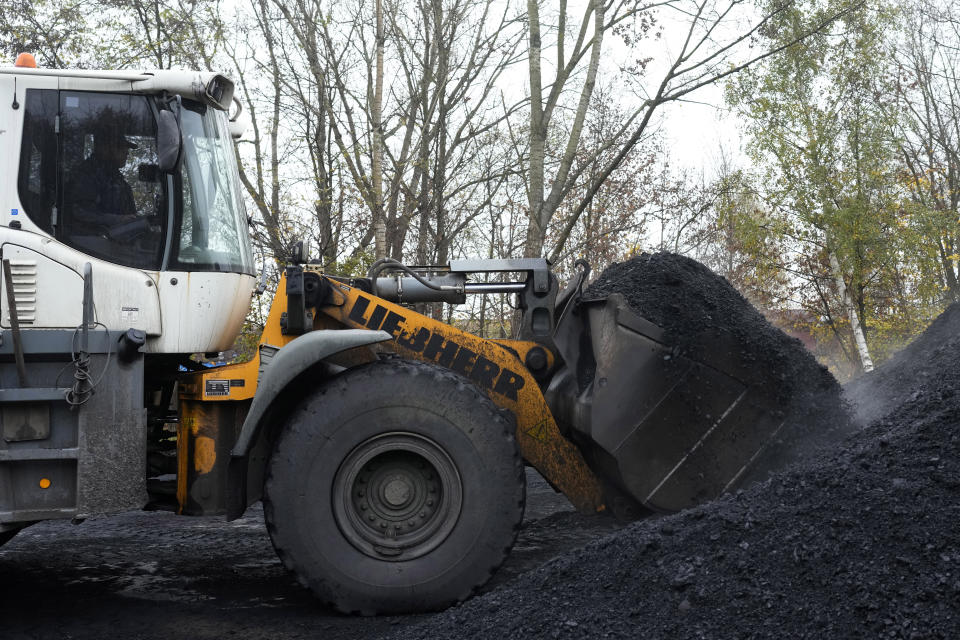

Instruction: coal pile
[844,304,960,426]
[585,252,852,474]
[387,303,960,640]
[585,252,780,352]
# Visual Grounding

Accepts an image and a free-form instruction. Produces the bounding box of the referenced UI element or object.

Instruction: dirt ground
[0,469,620,640]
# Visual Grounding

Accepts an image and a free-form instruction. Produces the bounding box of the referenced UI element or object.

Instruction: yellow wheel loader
[0,60,786,614]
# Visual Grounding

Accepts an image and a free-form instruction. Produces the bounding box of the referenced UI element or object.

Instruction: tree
[727,1,910,373]
[893,0,960,304]
[227,0,302,264]
[0,0,95,67]
[701,163,791,310]
[522,0,856,261]
[546,85,660,273]
[267,0,526,269]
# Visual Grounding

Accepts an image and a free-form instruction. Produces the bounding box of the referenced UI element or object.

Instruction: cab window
[60,92,165,270]
[16,89,166,271]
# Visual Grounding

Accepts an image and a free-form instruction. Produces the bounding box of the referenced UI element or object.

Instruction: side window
[16,89,59,235]
[60,92,165,270]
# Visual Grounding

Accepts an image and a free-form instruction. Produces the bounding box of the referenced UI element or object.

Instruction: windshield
[170,100,254,274]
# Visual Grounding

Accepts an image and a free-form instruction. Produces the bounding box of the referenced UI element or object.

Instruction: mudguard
[226,329,391,519]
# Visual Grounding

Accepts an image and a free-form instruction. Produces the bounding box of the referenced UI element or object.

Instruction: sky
[660,86,746,174]
[582,0,758,178]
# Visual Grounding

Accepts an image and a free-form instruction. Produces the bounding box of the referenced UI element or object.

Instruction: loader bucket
[546,293,785,513]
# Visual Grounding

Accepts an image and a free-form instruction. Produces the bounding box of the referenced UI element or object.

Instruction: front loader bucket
[546,294,785,513]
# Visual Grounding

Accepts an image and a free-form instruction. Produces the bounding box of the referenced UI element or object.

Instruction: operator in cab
[64,126,140,238]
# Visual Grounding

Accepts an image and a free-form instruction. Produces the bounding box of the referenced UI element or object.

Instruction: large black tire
[264,358,525,614]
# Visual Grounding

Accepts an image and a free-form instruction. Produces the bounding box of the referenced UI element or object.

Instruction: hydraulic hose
[367,258,461,294]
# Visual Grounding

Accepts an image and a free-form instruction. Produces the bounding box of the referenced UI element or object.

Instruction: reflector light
[14,53,37,68]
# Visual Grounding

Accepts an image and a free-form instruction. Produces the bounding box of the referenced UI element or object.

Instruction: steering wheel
[106,217,152,241]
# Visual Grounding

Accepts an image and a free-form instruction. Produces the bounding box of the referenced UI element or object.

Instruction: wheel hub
[383,478,411,507]
[333,432,462,561]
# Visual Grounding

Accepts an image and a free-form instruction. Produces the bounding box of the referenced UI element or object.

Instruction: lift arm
[314,272,606,514]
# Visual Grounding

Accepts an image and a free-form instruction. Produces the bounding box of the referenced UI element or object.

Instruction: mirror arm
[157,93,184,174]
[255,261,268,296]
[173,94,182,125]
[229,96,243,123]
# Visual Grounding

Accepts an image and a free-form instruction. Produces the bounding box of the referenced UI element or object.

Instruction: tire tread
[263,358,524,614]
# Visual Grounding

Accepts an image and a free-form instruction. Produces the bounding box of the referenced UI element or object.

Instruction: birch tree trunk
[829,252,874,372]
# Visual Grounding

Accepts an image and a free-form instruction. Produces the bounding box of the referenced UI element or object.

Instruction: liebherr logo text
[348,296,525,401]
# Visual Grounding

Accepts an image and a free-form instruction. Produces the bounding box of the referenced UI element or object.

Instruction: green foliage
[724,0,948,373]
[228,319,264,364]
[706,168,792,309]
[0,0,95,67]
[327,250,376,278]
[0,0,225,70]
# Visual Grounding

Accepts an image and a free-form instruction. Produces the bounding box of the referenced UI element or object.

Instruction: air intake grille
[3,259,38,325]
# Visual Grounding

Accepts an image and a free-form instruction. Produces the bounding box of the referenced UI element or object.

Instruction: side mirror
[157,109,182,173]
[288,238,312,265]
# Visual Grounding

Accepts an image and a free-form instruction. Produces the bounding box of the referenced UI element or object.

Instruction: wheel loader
[0,58,787,614]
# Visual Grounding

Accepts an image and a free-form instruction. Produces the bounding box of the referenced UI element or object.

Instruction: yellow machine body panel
[176,277,297,513]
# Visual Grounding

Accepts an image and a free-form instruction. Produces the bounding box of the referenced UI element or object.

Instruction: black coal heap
[386,257,960,640]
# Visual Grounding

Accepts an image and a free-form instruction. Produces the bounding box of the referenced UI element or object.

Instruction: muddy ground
[0,469,620,640]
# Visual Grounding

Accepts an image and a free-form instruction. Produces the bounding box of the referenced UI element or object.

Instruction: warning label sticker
[121,306,140,324]
[205,379,230,397]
